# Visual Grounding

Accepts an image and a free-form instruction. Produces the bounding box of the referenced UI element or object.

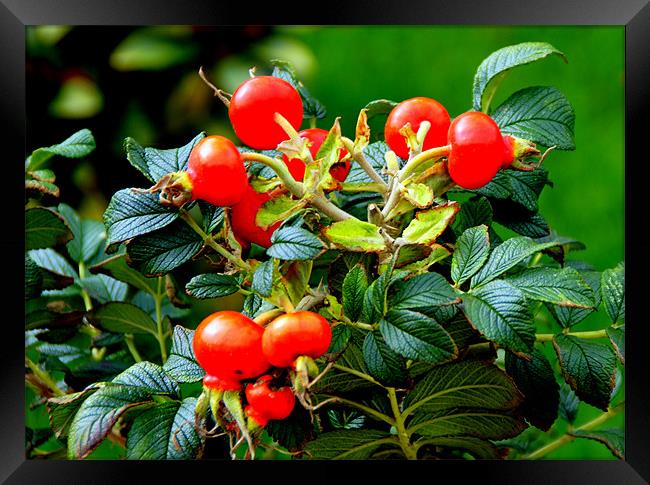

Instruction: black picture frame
[5,0,649,483]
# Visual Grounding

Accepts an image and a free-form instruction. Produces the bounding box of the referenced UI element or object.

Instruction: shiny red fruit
[245,375,295,428]
[187,135,249,207]
[193,311,270,391]
[282,128,350,183]
[501,135,516,169]
[447,111,504,189]
[230,186,282,249]
[229,76,303,150]
[384,97,451,160]
[262,311,332,368]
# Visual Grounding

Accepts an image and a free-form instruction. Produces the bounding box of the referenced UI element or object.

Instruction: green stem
[341,137,389,194]
[523,402,624,460]
[155,277,168,363]
[387,387,417,460]
[398,145,450,182]
[331,363,386,389]
[380,178,401,218]
[125,334,143,363]
[26,357,64,397]
[343,320,376,331]
[78,261,93,312]
[536,329,609,342]
[180,209,250,271]
[241,152,355,222]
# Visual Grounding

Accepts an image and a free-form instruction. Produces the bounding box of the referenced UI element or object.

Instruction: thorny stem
[180,209,251,271]
[388,387,417,460]
[240,152,355,222]
[26,357,64,397]
[155,277,168,363]
[341,137,389,194]
[523,401,625,460]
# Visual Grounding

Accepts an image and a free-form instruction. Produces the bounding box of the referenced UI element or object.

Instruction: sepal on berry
[144,171,194,207]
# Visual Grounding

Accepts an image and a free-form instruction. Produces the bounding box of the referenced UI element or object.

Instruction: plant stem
[26,357,64,397]
[180,209,250,271]
[380,178,402,218]
[523,402,624,460]
[125,334,143,363]
[241,152,355,222]
[387,387,417,460]
[536,329,609,342]
[341,137,389,194]
[155,277,168,363]
[331,363,386,389]
[77,262,93,312]
[398,145,451,182]
[342,320,376,331]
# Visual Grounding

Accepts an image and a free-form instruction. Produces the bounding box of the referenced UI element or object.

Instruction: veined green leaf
[400,202,459,245]
[451,225,490,285]
[303,430,395,460]
[570,428,624,460]
[27,128,96,171]
[342,265,368,322]
[25,207,73,251]
[507,267,595,308]
[185,273,240,300]
[91,302,158,336]
[601,263,625,325]
[390,272,460,311]
[163,325,204,383]
[362,331,407,386]
[268,226,325,261]
[324,219,386,252]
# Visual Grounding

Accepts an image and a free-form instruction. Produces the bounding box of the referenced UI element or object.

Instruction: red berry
[447,112,504,189]
[262,311,332,368]
[229,76,303,150]
[384,97,451,160]
[245,375,295,428]
[501,135,516,169]
[230,185,282,249]
[187,135,249,207]
[193,311,270,391]
[282,128,350,183]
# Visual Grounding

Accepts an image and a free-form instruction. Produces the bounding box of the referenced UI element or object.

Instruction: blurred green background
[26,25,624,460]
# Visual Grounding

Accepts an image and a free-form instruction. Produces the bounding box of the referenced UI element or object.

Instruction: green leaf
[362,331,407,386]
[380,309,457,364]
[470,236,560,288]
[506,267,595,308]
[505,349,559,431]
[267,226,324,261]
[252,259,274,297]
[558,381,580,424]
[185,273,240,300]
[570,428,624,460]
[91,302,158,336]
[607,326,625,364]
[328,325,352,354]
[312,343,375,394]
[282,260,312,307]
[492,86,575,150]
[462,280,535,353]
[270,59,326,119]
[400,202,459,245]
[451,225,490,285]
[546,267,601,328]
[471,167,551,212]
[324,219,386,252]
[25,207,73,251]
[125,219,203,276]
[404,360,522,413]
[453,197,493,235]
[27,128,96,171]
[304,429,395,459]
[401,183,433,208]
[90,254,158,295]
[495,204,550,238]
[112,361,179,395]
[265,405,314,452]
[360,270,392,324]
[473,42,567,112]
[409,408,526,441]
[601,263,625,325]
[126,398,203,459]
[390,272,460,311]
[199,202,223,234]
[25,179,60,204]
[57,204,106,263]
[255,193,305,230]
[67,384,154,459]
[163,326,205,383]
[25,255,44,299]
[342,265,368,322]
[104,189,179,246]
[417,436,501,459]
[28,248,77,279]
[79,275,128,303]
[553,334,617,411]
[241,293,275,319]
[363,99,397,120]
[47,386,100,438]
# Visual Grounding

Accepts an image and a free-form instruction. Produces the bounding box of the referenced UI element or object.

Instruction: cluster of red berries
[192,309,332,428]
[167,75,520,250]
